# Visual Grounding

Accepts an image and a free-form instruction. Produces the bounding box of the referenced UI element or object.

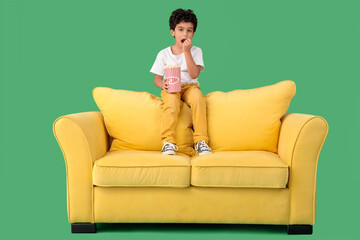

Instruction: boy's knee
[163,95,181,106]
[162,91,180,100]
[188,94,206,107]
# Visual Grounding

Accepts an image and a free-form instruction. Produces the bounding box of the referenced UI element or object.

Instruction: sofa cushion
[93,87,195,156]
[93,150,191,188]
[191,151,288,188]
[205,80,296,153]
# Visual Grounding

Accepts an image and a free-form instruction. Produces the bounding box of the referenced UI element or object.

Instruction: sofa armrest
[278,113,329,225]
[53,111,109,223]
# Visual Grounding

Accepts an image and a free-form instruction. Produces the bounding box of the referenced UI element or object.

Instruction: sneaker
[161,141,179,155]
[195,140,212,155]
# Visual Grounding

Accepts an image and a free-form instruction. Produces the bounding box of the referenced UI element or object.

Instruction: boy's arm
[154,74,168,91]
[184,51,201,79]
[154,74,163,89]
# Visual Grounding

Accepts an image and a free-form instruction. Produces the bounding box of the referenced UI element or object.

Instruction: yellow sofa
[53,80,329,234]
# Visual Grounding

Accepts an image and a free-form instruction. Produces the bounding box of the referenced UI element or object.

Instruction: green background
[1,0,359,239]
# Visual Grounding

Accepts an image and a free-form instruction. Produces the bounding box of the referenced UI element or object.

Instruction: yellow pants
[161,83,209,146]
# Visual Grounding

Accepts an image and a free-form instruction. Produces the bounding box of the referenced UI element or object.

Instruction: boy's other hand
[182,38,192,53]
[162,79,169,91]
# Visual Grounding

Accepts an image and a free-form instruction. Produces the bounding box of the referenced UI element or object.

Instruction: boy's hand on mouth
[182,38,192,53]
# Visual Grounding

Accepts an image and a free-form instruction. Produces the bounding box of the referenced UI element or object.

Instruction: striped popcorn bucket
[164,64,181,93]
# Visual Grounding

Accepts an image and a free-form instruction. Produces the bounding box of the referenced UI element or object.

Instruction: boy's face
[170,21,195,46]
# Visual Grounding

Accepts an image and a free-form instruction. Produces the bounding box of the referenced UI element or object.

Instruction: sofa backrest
[205,80,296,153]
[93,80,296,156]
[93,88,195,156]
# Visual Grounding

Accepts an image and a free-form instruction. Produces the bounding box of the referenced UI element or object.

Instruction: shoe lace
[195,141,211,151]
[162,141,179,151]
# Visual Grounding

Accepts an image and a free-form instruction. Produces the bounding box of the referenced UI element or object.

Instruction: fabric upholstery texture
[93,150,288,188]
[94,187,290,224]
[93,150,190,187]
[93,87,195,156]
[53,80,329,226]
[53,112,109,223]
[278,113,329,225]
[205,80,296,152]
[191,151,288,188]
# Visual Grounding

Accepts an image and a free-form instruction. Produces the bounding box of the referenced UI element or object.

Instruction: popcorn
[164,64,180,69]
[164,64,181,93]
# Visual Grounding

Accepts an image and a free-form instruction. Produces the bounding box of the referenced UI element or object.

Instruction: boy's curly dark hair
[169,9,198,34]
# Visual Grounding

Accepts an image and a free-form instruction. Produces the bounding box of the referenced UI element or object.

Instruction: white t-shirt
[150,46,205,85]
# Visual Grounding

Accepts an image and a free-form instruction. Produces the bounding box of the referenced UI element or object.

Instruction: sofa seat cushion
[191,151,288,188]
[93,150,191,188]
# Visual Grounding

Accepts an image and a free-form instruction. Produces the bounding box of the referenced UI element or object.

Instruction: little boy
[150,8,212,156]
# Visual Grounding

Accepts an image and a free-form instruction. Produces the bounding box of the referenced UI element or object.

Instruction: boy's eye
[178,29,192,32]
[179,29,192,32]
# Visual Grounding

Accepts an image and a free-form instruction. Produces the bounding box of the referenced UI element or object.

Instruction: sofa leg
[287,225,312,234]
[71,223,97,233]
